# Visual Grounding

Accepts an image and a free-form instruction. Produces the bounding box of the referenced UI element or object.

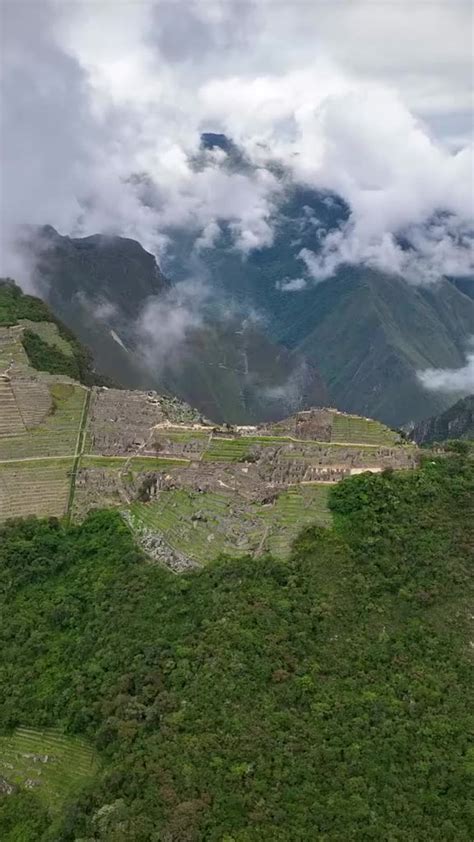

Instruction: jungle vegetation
[0,452,472,840]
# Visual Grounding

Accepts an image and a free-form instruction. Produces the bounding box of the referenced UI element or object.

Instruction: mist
[1,0,472,292]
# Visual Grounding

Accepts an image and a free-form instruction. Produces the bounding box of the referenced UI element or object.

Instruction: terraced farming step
[0,727,99,813]
[0,460,74,522]
[126,484,332,568]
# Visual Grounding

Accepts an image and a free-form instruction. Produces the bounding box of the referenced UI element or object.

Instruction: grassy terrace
[330,412,399,445]
[0,325,29,370]
[18,319,74,357]
[128,490,244,564]
[127,483,332,565]
[157,429,211,442]
[0,727,98,814]
[202,436,253,461]
[80,454,191,470]
[201,432,402,462]
[0,383,86,461]
[259,485,332,557]
[0,460,73,522]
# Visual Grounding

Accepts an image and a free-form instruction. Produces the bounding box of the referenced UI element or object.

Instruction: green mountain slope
[1,453,472,840]
[410,395,474,444]
[289,270,474,426]
[0,278,110,386]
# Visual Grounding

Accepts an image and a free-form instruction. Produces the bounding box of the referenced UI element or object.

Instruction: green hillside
[0,279,110,386]
[290,270,474,426]
[1,452,472,840]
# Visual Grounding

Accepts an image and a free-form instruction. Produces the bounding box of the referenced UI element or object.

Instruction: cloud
[136,277,209,371]
[1,0,473,289]
[418,350,474,395]
[299,212,474,285]
[276,277,307,292]
[260,359,317,413]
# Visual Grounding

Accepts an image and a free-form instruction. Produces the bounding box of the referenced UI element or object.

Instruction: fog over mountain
[1,0,473,418]
[2,1,472,276]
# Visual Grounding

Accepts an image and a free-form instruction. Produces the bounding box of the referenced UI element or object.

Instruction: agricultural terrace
[330,412,400,445]
[127,484,332,568]
[0,383,87,462]
[18,319,74,357]
[0,459,74,522]
[0,323,415,553]
[0,727,98,814]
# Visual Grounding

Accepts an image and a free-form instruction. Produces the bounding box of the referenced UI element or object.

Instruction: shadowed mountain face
[31,224,170,320]
[22,226,326,424]
[410,395,474,444]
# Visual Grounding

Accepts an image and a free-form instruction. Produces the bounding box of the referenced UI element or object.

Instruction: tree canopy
[0,454,472,840]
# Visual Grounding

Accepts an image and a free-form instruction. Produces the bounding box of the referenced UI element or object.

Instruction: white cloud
[137,277,208,370]
[418,350,474,395]
[276,277,307,292]
[1,0,473,288]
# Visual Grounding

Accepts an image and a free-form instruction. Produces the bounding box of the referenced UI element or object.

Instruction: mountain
[1,245,472,841]
[450,277,474,299]
[15,135,474,427]
[410,395,474,444]
[159,141,474,427]
[20,226,326,423]
[167,242,474,426]
[285,269,474,427]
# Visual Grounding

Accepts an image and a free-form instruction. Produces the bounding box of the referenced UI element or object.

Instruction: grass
[0,384,86,460]
[157,429,211,442]
[127,484,332,566]
[18,320,74,357]
[202,437,252,461]
[128,490,256,564]
[258,485,331,557]
[0,326,30,371]
[0,727,99,814]
[0,457,73,470]
[0,462,74,522]
[330,412,399,445]
[80,455,191,470]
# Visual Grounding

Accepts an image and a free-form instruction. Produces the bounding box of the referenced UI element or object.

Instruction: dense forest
[0,452,473,840]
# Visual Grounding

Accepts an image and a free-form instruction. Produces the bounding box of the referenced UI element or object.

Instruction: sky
[0,0,473,288]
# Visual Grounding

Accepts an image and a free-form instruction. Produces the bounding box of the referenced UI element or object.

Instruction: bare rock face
[409,395,474,445]
[0,776,16,795]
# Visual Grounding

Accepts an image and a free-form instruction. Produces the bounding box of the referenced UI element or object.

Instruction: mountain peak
[200,132,235,153]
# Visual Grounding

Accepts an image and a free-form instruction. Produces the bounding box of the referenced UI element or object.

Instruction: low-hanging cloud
[136,277,209,371]
[276,277,307,292]
[1,0,473,290]
[417,348,474,395]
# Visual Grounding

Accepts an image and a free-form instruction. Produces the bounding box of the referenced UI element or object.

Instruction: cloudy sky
[1,0,473,285]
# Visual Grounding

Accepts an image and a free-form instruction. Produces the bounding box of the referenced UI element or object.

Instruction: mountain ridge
[410,395,474,444]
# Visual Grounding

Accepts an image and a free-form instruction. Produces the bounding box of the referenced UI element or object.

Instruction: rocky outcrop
[410,396,474,444]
